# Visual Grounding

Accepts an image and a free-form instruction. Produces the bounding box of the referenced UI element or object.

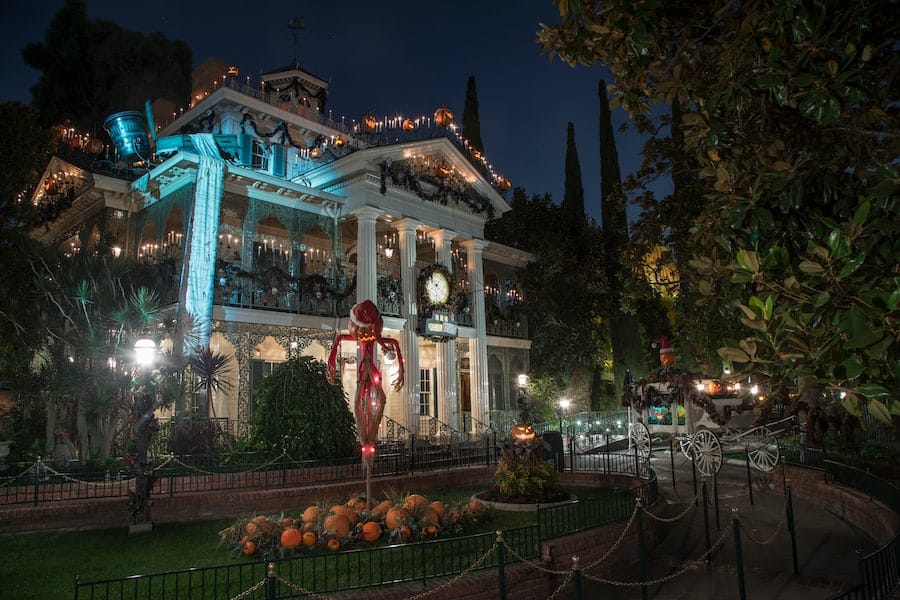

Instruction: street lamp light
[557,398,570,432]
[130,336,158,532]
[516,374,530,424]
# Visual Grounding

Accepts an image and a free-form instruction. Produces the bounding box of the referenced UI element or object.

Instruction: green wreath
[417,264,457,313]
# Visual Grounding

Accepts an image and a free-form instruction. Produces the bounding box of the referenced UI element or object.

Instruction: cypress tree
[599,80,644,393]
[461,75,485,154]
[561,122,585,223]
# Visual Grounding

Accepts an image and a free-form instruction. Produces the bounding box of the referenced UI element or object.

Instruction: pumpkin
[467,500,485,518]
[323,514,351,537]
[361,521,382,542]
[399,524,412,541]
[402,118,416,131]
[301,505,318,524]
[421,524,438,537]
[385,507,409,530]
[511,423,536,441]
[280,527,302,549]
[244,521,259,536]
[420,509,441,527]
[402,494,429,511]
[369,500,393,520]
[329,505,358,526]
[281,517,296,528]
[429,501,447,520]
[334,135,346,147]
[302,531,317,547]
[85,138,104,155]
[327,538,341,551]
[434,105,453,127]
[302,521,317,533]
[362,113,377,133]
[242,541,257,556]
[347,495,367,512]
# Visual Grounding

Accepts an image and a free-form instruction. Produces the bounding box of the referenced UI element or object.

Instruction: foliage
[0,102,56,230]
[249,356,358,460]
[562,121,585,220]
[461,75,485,154]
[22,0,192,132]
[539,0,899,420]
[485,189,610,398]
[492,437,560,503]
[187,347,234,419]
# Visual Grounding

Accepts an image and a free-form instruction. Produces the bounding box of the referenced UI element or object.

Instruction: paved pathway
[578,453,883,599]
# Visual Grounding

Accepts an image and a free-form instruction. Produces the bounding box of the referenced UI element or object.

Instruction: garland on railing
[379,159,495,218]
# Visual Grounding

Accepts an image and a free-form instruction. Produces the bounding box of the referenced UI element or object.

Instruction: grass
[2,485,616,599]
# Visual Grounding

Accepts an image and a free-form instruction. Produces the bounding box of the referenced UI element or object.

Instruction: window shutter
[272,145,285,177]
[239,134,253,166]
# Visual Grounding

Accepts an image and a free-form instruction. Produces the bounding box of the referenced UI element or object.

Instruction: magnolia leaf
[740,317,767,331]
[737,304,757,320]
[736,249,759,273]
[738,338,758,357]
[866,398,892,425]
[799,260,825,274]
[857,383,889,398]
[786,335,809,351]
[697,280,713,296]
[852,201,871,225]
[841,394,862,417]
[717,346,751,363]
[834,358,864,380]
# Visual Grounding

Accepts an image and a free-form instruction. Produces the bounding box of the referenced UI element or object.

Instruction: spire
[462,75,485,154]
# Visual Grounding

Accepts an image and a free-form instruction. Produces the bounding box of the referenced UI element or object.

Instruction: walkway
[580,454,884,599]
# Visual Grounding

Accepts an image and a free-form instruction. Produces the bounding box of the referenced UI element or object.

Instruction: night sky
[1,0,666,224]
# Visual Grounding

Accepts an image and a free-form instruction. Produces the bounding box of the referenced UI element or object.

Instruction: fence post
[745,446,754,505]
[691,453,698,497]
[733,509,747,600]
[421,538,427,588]
[702,479,711,566]
[266,562,276,600]
[856,549,866,597]
[410,433,416,472]
[633,442,639,477]
[568,428,575,472]
[572,555,581,600]
[636,498,648,600]
[280,453,287,488]
[73,574,79,600]
[714,470,721,531]
[786,484,799,575]
[32,457,41,507]
[605,431,611,473]
[496,531,507,600]
[669,436,676,490]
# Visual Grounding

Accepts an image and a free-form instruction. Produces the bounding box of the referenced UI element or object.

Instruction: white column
[394,218,421,435]
[461,239,489,426]
[432,229,458,429]
[352,206,382,304]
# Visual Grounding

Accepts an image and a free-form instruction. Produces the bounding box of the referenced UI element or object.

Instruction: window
[419,368,432,416]
[250,359,280,414]
[251,140,269,171]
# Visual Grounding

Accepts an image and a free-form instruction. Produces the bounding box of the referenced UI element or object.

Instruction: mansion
[30,58,532,442]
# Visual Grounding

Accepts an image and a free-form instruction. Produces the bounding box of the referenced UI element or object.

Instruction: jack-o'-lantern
[434,106,453,127]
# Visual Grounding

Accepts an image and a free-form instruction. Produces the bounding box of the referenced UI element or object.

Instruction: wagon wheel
[691,430,723,476]
[629,422,651,459]
[746,426,780,472]
[678,435,694,461]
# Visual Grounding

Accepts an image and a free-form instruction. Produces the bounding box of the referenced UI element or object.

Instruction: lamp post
[516,374,530,423]
[130,336,158,533]
[557,398,570,432]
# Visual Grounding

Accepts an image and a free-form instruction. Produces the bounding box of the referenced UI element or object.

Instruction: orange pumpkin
[369,500,393,520]
[401,118,416,131]
[242,541,257,556]
[402,494,429,511]
[429,501,447,520]
[302,521,317,533]
[280,527,302,549]
[434,105,453,127]
[399,524,412,541]
[281,517,296,528]
[329,505,358,526]
[301,505,318,524]
[347,495,367,512]
[362,113,377,133]
[323,514,351,538]
[244,521,259,536]
[302,531,317,547]
[467,500,485,518]
[361,521,382,542]
[420,509,441,527]
[421,524,438,537]
[327,538,341,551]
[385,507,409,530]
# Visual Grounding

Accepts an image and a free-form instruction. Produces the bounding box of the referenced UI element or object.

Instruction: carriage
[625,374,794,477]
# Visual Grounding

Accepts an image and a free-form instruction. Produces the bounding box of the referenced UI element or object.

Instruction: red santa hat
[349,300,380,328]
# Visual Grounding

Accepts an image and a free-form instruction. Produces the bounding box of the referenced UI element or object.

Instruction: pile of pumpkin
[219,493,487,559]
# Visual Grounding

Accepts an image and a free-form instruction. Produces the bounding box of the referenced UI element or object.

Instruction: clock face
[425,272,451,304]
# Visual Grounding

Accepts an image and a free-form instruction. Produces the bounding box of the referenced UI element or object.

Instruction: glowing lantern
[334,135,346,148]
[433,105,453,127]
[226,66,239,78]
[402,118,416,131]
[437,164,452,178]
[511,423,536,441]
[362,113,377,133]
[472,149,482,161]
[310,146,323,160]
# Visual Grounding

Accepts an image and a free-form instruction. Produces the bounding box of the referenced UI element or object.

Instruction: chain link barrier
[583,524,733,588]
[735,494,789,545]
[227,576,268,600]
[640,493,699,523]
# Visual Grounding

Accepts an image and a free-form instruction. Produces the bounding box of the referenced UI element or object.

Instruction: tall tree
[23,0,192,133]
[561,122,585,223]
[461,75,485,154]
[539,0,899,421]
[598,81,646,392]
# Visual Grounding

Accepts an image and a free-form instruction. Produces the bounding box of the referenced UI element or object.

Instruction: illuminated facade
[30,60,531,441]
